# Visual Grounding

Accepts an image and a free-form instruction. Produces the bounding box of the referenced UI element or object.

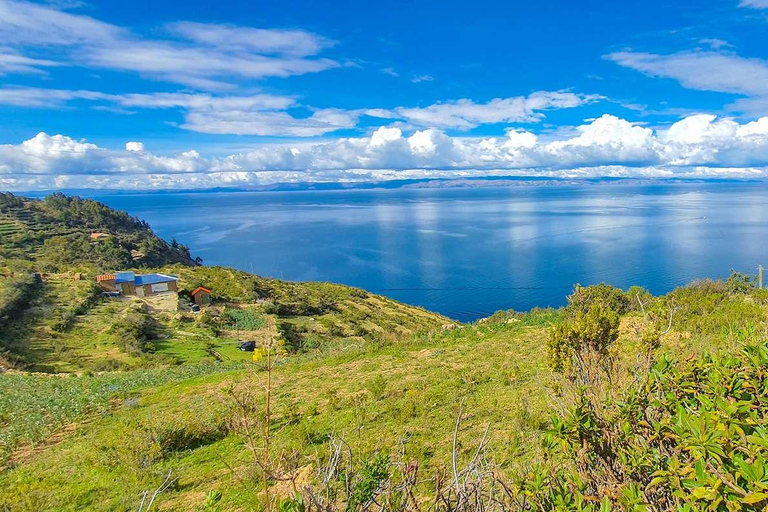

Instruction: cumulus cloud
[4,114,768,190]
[125,142,144,152]
[0,0,338,87]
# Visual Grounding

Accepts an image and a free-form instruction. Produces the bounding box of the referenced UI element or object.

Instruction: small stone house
[96,271,179,297]
[190,286,212,307]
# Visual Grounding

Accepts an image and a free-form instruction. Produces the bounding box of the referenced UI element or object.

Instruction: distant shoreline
[12,176,768,197]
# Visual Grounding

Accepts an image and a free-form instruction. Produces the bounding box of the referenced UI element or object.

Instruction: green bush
[547,302,619,375]
[519,340,768,510]
[110,312,159,356]
[566,283,631,316]
[347,452,391,510]
[277,321,309,352]
[665,281,767,338]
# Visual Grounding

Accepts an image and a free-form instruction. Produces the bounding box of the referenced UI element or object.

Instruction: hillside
[2,275,768,510]
[0,194,451,372]
[3,193,768,511]
[0,192,198,273]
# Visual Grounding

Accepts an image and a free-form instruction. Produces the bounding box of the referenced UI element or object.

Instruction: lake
[94,181,768,322]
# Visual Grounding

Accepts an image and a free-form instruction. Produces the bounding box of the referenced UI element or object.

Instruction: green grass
[0,319,554,511]
[0,268,449,373]
[0,364,246,467]
[2,287,762,510]
[222,307,266,330]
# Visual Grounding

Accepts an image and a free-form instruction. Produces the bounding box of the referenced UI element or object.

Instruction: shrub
[565,283,631,316]
[519,340,768,510]
[626,285,653,313]
[347,452,391,510]
[726,269,757,294]
[277,321,309,352]
[110,312,159,356]
[547,302,619,376]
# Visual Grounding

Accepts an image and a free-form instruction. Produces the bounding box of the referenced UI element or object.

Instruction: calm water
[94,182,768,322]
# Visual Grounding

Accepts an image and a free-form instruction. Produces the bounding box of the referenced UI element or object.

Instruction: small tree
[547,302,620,383]
[725,269,757,294]
[565,283,631,316]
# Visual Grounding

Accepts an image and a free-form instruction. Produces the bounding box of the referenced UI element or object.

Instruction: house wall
[97,279,117,292]
[140,280,178,297]
[118,282,136,295]
[193,292,211,306]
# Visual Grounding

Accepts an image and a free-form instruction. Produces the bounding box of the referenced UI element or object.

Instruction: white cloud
[0,0,339,88]
[0,0,122,46]
[739,0,768,8]
[545,114,658,166]
[411,74,434,83]
[606,50,768,117]
[606,51,768,98]
[0,86,601,136]
[0,87,111,107]
[4,114,768,190]
[698,38,733,50]
[85,41,338,87]
[125,141,144,152]
[181,109,358,137]
[0,47,60,75]
[378,91,601,130]
[504,130,538,149]
[166,22,336,57]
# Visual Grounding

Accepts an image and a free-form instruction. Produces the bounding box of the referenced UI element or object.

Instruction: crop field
[0,364,246,466]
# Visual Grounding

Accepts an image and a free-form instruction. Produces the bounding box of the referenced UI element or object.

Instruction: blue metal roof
[133,273,178,285]
[114,271,135,284]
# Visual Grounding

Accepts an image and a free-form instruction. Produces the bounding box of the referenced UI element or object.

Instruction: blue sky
[1,0,768,190]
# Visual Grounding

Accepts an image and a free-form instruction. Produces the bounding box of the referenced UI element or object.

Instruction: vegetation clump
[519,340,768,510]
[547,301,619,376]
[110,311,160,356]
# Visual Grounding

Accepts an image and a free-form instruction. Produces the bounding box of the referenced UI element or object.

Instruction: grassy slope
[3,291,763,511]
[0,317,554,511]
[0,267,450,372]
